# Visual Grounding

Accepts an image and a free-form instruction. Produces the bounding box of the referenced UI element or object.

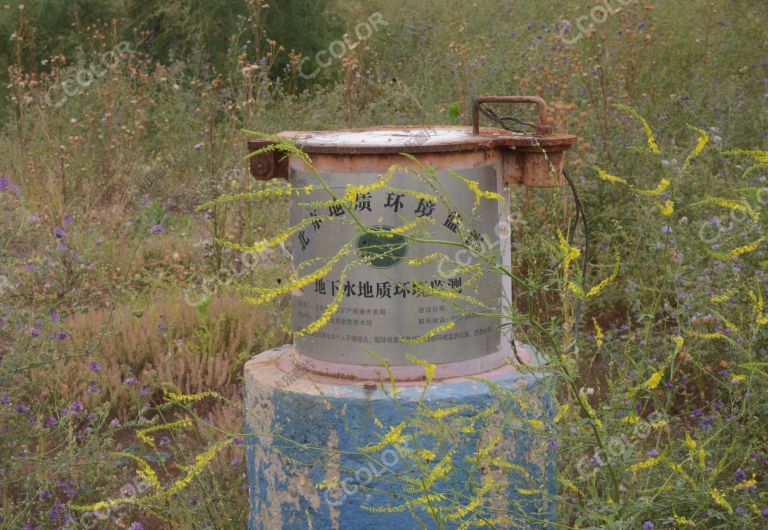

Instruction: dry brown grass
[55,293,287,418]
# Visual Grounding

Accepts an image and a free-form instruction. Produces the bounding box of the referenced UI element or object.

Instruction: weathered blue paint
[245,345,555,530]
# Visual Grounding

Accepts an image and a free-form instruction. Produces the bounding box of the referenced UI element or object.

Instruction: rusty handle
[472,96,552,136]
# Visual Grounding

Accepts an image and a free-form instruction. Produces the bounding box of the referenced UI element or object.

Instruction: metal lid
[277,125,576,155]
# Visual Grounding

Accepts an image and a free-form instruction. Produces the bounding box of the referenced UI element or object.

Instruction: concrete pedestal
[244,344,555,530]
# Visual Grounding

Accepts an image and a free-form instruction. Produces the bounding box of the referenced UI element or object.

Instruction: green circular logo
[356,225,408,268]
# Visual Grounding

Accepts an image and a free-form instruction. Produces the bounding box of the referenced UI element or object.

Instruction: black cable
[473,97,537,134]
[472,97,590,346]
[563,168,590,339]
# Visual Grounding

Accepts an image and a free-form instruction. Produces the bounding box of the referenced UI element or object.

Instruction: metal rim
[277,344,534,383]
[275,125,577,155]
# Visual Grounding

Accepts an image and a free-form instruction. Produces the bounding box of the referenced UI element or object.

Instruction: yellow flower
[401,321,455,345]
[710,288,738,304]
[405,353,437,383]
[425,405,469,419]
[593,318,604,349]
[595,167,628,185]
[418,449,436,462]
[690,331,735,344]
[163,389,220,404]
[112,452,162,490]
[734,478,757,491]
[638,178,671,197]
[656,199,674,216]
[515,488,540,495]
[682,125,710,170]
[622,414,639,424]
[558,229,581,272]
[629,455,663,473]
[449,170,505,212]
[614,103,660,154]
[748,290,768,325]
[696,196,760,222]
[244,242,352,305]
[361,421,408,453]
[527,419,544,430]
[136,418,194,447]
[554,403,569,424]
[673,513,696,526]
[423,451,454,488]
[640,368,664,390]
[709,488,733,514]
[710,236,765,261]
[587,260,621,298]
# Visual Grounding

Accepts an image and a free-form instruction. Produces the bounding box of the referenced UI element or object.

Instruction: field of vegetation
[1,0,767,528]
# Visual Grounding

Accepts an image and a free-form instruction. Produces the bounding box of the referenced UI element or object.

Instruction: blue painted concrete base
[244,345,555,530]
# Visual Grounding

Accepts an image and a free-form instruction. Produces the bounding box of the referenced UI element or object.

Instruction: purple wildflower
[50,503,66,520]
[0,177,9,191]
[87,382,100,394]
[157,322,167,333]
[96,238,104,245]
[56,479,78,497]
[63,215,73,227]
[71,401,84,413]
[40,489,52,500]
[150,224,164,235]
[0,394,10,405]
[761,508,768,519]
[647,449,659,457]
[124,376,137,385]
[590,454,604,467]
[662,225,672,234]
[30,327,41,337]
[44,416,57,428]
[735,469,746,482]
[130,523,145,530]
[16,403,30,414]
[51,312,60,322]
[89,361,102,373]
[642,521,654,530]
[53,227,66,239]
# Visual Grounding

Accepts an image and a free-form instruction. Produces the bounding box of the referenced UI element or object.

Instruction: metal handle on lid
[472,95,552,136]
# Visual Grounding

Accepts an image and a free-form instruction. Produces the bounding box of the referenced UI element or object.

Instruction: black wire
[473,97,590,349]
[562,168,590,339]
[474,98,537,134]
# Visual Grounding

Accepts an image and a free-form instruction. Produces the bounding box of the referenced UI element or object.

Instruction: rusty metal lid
[276,125,577,155]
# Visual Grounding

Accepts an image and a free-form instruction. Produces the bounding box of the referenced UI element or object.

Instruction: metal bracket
[247,140,289,180]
